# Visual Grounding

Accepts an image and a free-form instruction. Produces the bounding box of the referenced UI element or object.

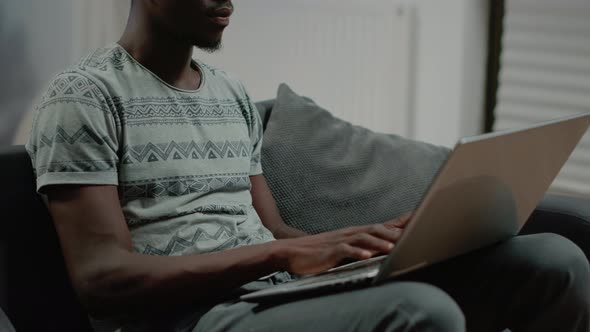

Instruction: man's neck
[118,15,201,90]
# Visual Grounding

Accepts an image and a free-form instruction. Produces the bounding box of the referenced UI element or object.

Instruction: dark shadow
[483,0,505,133]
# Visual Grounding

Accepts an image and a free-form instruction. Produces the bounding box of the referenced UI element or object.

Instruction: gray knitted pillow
[261,84,451,234]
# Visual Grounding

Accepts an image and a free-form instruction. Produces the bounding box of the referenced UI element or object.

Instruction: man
[26,1,589,331]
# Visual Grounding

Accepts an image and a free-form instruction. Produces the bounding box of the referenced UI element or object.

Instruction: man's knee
[517,234,590,303]
[527,234,587,277]
[375,282,465,332]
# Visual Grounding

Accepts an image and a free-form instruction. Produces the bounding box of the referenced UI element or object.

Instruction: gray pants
[139,234,590,332]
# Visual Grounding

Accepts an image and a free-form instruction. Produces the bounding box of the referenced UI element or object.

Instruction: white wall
[197,0,489,147]
[0,0,76,144]
[70,0,130,61]
[411,0,489,147]
[4,0,77,81]
[196,0,417,137]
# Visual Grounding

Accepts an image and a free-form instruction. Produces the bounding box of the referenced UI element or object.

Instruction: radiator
[196,0,417,136]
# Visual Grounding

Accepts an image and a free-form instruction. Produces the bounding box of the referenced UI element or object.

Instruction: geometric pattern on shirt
[38,73,109,114]
[251,152,261,167]
[113,96,249,127]
[125,203,249,227]
[35,159,117,177]
[142,224,238,256]
[120,140,250,164]
[241,96,256,134]
[37,125,110,149]
[80,46,129,72]
[120,175,250,199]
[198,61,224,77]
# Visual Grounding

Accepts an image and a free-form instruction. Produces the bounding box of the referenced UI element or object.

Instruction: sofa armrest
[0,145,93,332]
[536,194,590,221]
[0,307,15,332]
[520,193,590,260]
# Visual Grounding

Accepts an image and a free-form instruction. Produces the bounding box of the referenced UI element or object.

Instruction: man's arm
[47,185,401,319]
[250,175,307,238]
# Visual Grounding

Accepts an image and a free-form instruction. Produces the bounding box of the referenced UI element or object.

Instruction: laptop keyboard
[241,258,384,301]
[282,262,380,288]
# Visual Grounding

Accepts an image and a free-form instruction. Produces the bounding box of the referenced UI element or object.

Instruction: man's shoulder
[48,44,133,92]
[76,44,131,76]
[36,70,107,115]
[38,45,139,108]
[34,45,131,118]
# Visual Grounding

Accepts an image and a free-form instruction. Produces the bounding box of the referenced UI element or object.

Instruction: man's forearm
[79,241,285,319]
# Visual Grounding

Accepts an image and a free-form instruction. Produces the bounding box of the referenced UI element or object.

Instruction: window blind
[495,0,590,197]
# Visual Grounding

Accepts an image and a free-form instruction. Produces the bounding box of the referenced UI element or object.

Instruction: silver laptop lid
[375,112,590,282]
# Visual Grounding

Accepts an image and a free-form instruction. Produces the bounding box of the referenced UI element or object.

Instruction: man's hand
[383,212,414,230]
[272,224,402,275]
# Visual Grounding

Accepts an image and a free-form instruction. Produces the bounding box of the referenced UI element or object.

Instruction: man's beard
[195,39,223,53]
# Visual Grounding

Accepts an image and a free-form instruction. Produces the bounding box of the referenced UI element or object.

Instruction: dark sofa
[0,100,589,331]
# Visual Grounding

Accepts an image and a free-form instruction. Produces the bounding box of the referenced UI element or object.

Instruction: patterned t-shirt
[26,44,276,256]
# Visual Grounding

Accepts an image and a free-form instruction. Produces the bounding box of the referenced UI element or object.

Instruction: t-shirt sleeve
[246,94,264,176]
[25,71,120,193]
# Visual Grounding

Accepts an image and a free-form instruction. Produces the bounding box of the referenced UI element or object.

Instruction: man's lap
[167,233,589,332]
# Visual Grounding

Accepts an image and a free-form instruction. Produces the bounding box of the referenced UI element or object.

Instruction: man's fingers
[398,212,414,225]
[349,233,395,253]
[333,243,372,261]
[364,224,403,243]
[384,212,414,229]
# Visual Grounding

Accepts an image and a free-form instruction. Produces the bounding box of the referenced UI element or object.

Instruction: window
[494,0,590,197]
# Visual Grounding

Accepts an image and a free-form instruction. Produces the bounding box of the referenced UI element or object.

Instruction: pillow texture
[261,84,451,234]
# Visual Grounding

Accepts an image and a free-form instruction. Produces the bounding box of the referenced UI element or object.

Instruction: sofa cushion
[260,84,451,234]
[521,194,590,260]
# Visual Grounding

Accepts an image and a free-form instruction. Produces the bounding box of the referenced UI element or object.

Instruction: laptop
[241,112,590,302]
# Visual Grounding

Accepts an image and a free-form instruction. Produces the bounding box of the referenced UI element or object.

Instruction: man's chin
[195,39,223,53]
